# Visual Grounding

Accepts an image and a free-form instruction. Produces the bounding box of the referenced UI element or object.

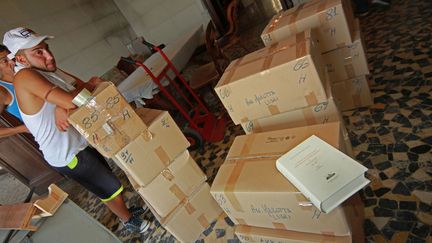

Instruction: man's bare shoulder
[14,68,51,88]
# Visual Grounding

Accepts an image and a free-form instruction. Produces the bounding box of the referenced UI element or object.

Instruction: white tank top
[19,101,88,167]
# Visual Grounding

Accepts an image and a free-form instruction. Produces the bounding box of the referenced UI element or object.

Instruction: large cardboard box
[261,0,356,52]
[215,29,328,125]
[241,98,341,134]
[69,82,147,158]
[148,183,223,243]
[323,19,369,83]
[113,108,190,186]
[235,225,352,242]
[235,194,364,243]
[211,122,352,235]
[136,150,207,218]
[331,75,373,111]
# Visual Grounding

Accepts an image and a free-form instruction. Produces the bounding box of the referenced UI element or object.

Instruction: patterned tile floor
[57,0,432,242]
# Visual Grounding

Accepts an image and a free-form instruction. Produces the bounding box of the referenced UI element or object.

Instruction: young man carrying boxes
[4,27,149,233]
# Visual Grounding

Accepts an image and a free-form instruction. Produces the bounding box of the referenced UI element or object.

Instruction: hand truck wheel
[183,127,203,151]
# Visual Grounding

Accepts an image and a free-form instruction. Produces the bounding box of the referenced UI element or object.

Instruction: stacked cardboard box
[261,0,356,52]
[322,19,372,110]
[234,194,365,242]
[119,108,223,242]
[210,123,363,240]
[69,85,222,242]
[260,0,372,111]
[215,28,327,125]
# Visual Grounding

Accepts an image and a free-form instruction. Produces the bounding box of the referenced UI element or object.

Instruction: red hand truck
[121,41,226,149]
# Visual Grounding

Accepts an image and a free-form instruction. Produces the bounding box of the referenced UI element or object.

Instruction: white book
[276,135,370,213]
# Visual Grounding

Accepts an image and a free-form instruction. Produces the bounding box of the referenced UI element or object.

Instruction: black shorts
[53,147,123,202]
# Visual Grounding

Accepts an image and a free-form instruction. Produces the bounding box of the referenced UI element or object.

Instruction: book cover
[276,135,369,213]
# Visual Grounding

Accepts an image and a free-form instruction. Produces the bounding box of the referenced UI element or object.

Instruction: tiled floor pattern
[56,0,432,242]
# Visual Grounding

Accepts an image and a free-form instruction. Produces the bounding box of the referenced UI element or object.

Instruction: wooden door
[0,112,62,195]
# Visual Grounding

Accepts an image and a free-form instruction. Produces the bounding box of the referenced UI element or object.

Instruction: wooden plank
[34,184,68,217]
[0,203,38,231]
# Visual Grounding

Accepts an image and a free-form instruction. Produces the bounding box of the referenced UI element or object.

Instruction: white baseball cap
[3,27,53,59]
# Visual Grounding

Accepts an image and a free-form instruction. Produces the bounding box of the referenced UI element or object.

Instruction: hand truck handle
[120,57,137,65]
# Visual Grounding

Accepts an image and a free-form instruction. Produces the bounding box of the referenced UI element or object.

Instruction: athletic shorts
[53,147,123,202]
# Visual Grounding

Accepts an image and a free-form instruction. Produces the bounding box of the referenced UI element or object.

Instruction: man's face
[18,41,57,72]
[0,50,15,79]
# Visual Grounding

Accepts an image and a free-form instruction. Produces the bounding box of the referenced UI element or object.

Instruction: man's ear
[15,54,29,67]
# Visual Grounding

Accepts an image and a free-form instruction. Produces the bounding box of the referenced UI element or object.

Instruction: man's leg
[54,147,149,233]
[105,193,130,221]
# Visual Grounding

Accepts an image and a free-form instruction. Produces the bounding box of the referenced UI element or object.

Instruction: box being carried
[148,183,223,243]
[323,19,369,83]
[113,108,190,186]
[261,0,356,52]
[68,82,147,158]
[215,29,328,125]
[210,122,352,235]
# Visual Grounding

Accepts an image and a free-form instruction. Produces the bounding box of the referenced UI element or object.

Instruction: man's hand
[85,77,105,92]
[55,106,70,132]
[15,125,29,134]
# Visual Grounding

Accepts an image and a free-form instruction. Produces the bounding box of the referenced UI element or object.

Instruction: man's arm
[15,69,78,110]
[0,88,29,137]
[0,125,29,138]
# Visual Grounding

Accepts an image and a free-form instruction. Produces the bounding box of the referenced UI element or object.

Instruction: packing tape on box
[302,108,317,125]
[286,4,306,34]
[351,79,363,106]
[240,134,256,156]
[320,231,336,237]
[236,218,247,225]
[221,36,310,88]
[225,160,246,212]
[219,57,244,87]
[305,91,318,105]
[169,184,187,201]
[240,117,250,123]
[353,93,362,107]
[185,202,196,215]
[198,214,210,228]
[268,105,280,116]
[272,222,287,230]
[344,63,356,79]
[155,146,170,166]
[161,168,175,181]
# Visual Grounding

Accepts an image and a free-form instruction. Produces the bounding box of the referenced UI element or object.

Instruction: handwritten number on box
[293,58,309,71]
[120,150,135,164]
[314,102,329,112]
[326,7,337,20]
[106,95,120,109]
[81,109,99,129]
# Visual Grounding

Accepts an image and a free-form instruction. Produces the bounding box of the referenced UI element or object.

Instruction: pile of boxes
[68,82,222,242]
[212,0,368,241]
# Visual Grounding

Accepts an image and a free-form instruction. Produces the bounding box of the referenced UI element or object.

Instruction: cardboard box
[137,150,207,218]
[148,183,223,243]
[261,0,356,52]
[211,122,352,235]
[215,29,328,125]
[241,98,341,134]
[235,194,364,242]
[69,82,147,158]
[331,75,373,111]
[235,225,352,242]
[323,19,369,83]
[113,108,190,186]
